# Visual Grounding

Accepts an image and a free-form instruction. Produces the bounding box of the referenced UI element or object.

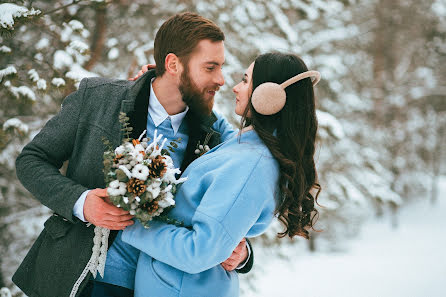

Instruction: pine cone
[148,155,167,178]
[127,178,147,196]
[143,200,159,215]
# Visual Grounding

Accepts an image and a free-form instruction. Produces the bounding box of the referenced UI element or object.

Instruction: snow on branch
[2,118,29,134]
[0,3,41,32]
[4,81,36,101]
[317,110,345,140]
[0,66,17,82]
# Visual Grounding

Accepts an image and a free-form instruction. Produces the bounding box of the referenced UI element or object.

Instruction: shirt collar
[148,78,189,135]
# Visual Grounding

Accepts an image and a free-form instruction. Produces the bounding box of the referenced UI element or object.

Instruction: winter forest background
[1,0,445,296]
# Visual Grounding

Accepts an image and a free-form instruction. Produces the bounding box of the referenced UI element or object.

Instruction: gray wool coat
[12,70,253,297]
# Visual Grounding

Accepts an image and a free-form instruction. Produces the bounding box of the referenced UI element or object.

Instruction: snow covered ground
[243,176,446,297]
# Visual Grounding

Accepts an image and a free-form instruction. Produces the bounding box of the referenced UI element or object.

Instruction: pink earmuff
[251,70,321,115]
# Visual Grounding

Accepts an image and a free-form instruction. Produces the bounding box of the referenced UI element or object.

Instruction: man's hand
[128,64,156,81]
[84,188,134,230]
[221,238,248,271]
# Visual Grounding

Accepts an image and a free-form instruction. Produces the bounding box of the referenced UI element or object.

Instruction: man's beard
[179,66,214,116]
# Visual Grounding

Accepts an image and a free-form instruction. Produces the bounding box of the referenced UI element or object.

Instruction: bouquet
[102,113,187,227]
[88,113,185,278]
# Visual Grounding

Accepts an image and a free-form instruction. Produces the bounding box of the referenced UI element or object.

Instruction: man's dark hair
[154,12,225,76]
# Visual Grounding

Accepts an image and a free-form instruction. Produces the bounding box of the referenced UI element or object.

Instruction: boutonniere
[194,131,213,156]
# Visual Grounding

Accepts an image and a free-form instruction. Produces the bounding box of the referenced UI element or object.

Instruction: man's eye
[207,67,215,71]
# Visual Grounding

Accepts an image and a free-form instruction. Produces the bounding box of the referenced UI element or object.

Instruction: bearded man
[13,12,253,297]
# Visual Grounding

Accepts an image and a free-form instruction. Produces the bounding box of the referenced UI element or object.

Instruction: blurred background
[0,0,445,296]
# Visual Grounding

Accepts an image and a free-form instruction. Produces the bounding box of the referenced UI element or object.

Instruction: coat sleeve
[211,111,236,142]
[122,154,276,274]
[15,78,89,222]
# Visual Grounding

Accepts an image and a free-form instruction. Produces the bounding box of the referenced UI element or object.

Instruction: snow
[0,3,41,30]
[266,2,298,43]
[67,19,84,32]
[65,64,98,84]
[242,176,446,297]
[0,66,17,81]
[35,37,49,50]
[37,79,47,90]
[316,110,345,139]
[2,118,29,134]
[0,287,12,297]
[53,50,73,70]
[61,20,89,43]
[106,37,118,48]
[69,40,89,54]
[28,69,39,82]
[51,77,66,87]
[5,83,36,101]
[0,45,11,53]
[108,47,119,60]
[432,0,446,17]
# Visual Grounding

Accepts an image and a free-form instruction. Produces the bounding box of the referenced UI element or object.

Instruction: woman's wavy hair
[240,52,321,239]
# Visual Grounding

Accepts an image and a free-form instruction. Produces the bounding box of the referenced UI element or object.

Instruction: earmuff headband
[251,70,321,116]
[281,70,321,89]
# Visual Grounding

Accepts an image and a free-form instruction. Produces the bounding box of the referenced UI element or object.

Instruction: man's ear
[165,53,183,75]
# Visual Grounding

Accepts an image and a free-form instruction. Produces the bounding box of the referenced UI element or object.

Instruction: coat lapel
[121,70,156,141]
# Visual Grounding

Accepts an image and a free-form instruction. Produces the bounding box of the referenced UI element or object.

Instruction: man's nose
[215,69,225,86]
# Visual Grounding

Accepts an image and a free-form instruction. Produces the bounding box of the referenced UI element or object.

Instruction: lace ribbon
[88,226,110,278]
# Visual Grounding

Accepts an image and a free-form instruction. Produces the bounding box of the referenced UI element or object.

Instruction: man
[13,12,252,297]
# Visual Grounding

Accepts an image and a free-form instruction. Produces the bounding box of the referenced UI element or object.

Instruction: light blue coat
[122,129,279,297]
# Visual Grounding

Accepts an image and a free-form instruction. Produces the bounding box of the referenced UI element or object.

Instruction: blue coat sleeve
[211,111,236,142]
[121,153,277,274]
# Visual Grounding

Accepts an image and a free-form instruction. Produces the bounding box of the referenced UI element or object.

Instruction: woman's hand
[221,238,248,271]
[128,64,156,81]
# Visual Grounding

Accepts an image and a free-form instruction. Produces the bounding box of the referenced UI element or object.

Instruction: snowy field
[243,177,446,297]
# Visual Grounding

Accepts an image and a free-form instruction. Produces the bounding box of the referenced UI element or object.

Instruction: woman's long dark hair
[241,52,321,239]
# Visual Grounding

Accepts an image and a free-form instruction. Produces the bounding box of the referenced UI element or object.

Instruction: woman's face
[233,62,254,116]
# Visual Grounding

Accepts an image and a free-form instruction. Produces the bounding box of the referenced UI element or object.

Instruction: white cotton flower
[132,164,149,180]
[115,145,125,155]
[134,143,145,152]
[118,165,132,179]
[158,192,175,208]
[130,143,145,163]
[162,184,172,193]
[151,178,162,188]
[163,155,174,167]
[162,168,183,184]
[107,180,127,196]
[134,153,144,163]
[147,185,161,199]
[123,196,129,204]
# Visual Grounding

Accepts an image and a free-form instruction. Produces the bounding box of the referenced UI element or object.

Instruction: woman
[122,52,321,297]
